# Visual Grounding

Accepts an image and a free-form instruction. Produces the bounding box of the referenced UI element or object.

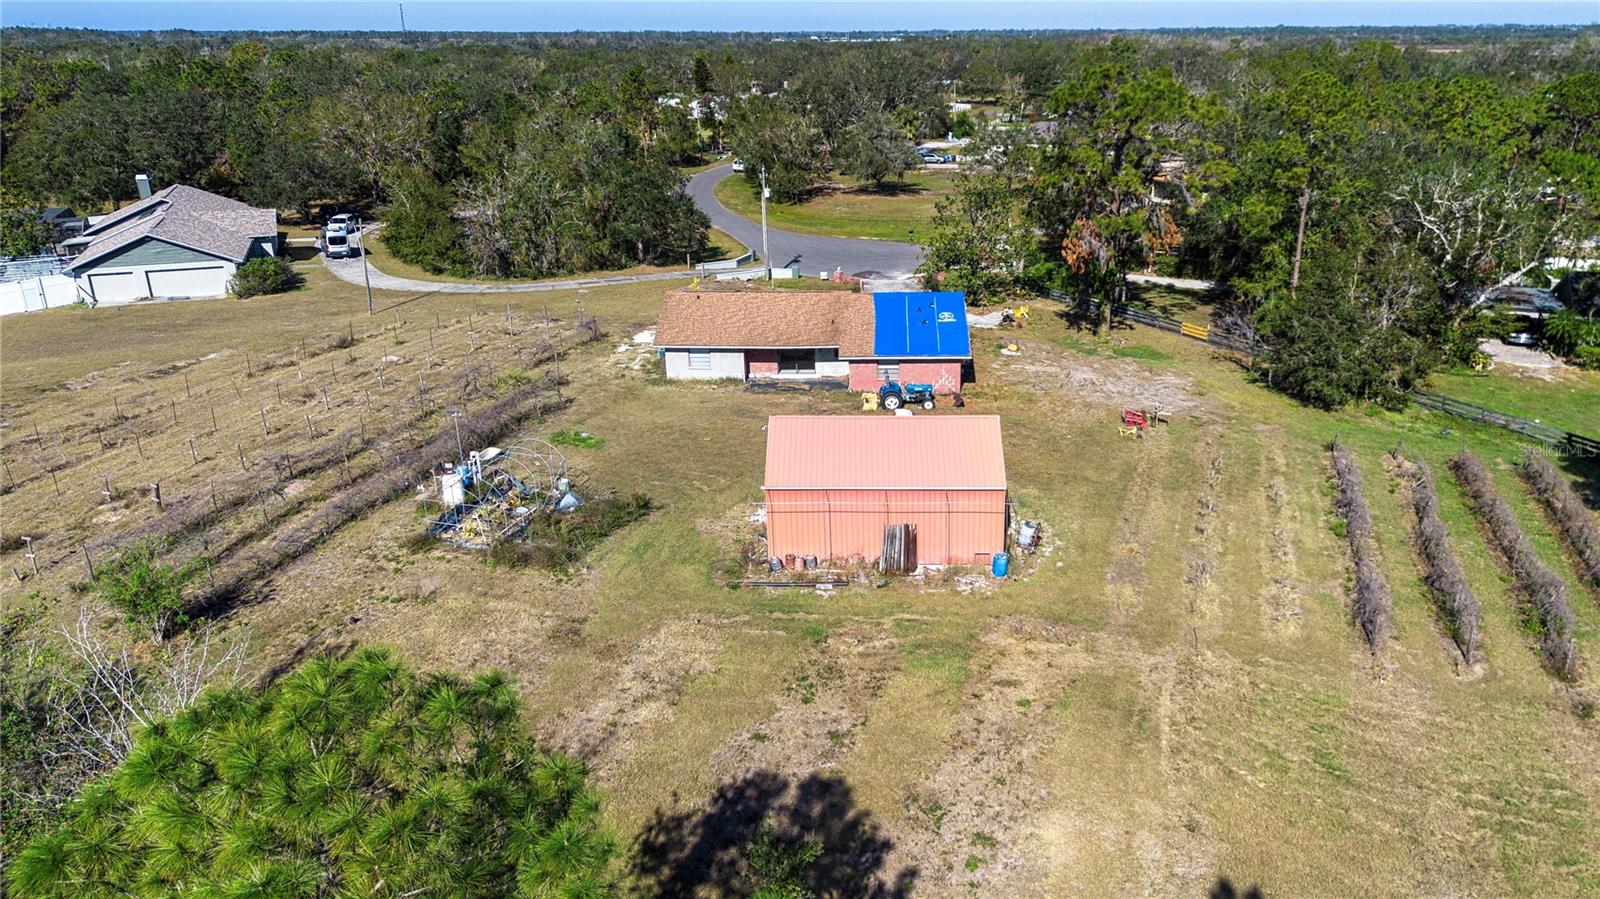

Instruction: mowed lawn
[3,269,1599,897]
[715,169,956,243]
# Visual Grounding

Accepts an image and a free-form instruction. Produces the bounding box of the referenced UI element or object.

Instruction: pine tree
[7,649,616,898]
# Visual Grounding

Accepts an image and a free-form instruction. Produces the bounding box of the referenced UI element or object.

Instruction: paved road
[323,250,698,294]
[686,164,923,278]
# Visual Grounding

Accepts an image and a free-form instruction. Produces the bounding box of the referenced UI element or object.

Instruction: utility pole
[358,230,373,315]
[399,3,407,32]
[759,165,771,282]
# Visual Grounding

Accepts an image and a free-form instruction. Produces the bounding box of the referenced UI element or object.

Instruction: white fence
[0,273,85,316]
[697,251,756,273]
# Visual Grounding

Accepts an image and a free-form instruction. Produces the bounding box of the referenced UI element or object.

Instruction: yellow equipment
[861,392,880,411]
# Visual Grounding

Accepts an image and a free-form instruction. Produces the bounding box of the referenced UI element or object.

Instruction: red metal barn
[763,415,1008,567]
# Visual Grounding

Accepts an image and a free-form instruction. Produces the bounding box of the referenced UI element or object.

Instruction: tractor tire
[922,400,935,410]
[882,394,903,410]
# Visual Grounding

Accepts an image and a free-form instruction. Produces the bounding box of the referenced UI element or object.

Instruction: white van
[323,228,353,259]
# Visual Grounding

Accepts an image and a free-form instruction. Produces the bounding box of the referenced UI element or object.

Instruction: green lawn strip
[714,170,955,243]
[1427,368,1600,438]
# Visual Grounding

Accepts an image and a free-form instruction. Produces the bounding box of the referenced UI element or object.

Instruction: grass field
[357,226,746,285]
[715,170,957,243]
[3,263,1599,897]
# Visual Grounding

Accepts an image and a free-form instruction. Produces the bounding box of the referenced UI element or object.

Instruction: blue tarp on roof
[872,291,971,358]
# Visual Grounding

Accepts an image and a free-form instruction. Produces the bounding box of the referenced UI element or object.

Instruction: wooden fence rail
[1410,392,1600,457]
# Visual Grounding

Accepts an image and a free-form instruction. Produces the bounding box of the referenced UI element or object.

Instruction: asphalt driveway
[686,164,923,278]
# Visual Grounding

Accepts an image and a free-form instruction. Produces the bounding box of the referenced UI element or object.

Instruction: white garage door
[87,271,144,304]
[145,266,229,299]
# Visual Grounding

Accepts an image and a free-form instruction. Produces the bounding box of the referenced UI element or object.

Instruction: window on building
[688,349,711,370]
[877,362,900,381]
[778,350,816,374]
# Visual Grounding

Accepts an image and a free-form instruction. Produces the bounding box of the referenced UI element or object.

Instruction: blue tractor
[878,380,936,411]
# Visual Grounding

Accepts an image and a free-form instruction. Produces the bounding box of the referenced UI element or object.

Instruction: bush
[90,540,208,643]
[1403,457,1481,662]
[1330,442,1392,649]
[7,649,617,898]
[550,427,605,448]
[1519,449,1600,587]
[746,821,822,899]
[1450,451,1578,679]
[1542,309,1600,358]
[380,165,468,274]
[228,255,303,298]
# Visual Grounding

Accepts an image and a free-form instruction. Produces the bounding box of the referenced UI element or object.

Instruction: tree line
[915,35,1600,405]
[2,27,1597,392]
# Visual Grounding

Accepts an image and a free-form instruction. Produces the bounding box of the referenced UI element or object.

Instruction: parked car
[1502,328,1541,348]
[326,213,360,233]
[731,158,746,172]
[323,229,354,259]
[918,150,953,165]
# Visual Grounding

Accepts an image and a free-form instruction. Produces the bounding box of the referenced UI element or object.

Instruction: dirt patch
[884,617,1217,897]
[554,617,728,775]
[1478,339,1565,377]
[994,339,1203,412]
[712,623,898,780]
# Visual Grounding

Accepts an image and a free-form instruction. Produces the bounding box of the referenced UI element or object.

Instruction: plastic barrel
[991,552,1010,578]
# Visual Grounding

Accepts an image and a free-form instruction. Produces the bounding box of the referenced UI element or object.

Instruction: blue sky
[3,2,1596,32]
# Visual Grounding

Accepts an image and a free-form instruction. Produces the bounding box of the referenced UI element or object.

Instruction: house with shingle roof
[655,288,972,394]
[62,181,279,305]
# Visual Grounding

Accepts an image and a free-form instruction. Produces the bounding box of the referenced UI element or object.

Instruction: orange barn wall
[765,487,1007,566]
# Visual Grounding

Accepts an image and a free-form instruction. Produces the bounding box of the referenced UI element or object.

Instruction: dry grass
[4,270,1600,897]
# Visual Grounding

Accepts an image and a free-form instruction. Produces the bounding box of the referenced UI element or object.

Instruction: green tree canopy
[8,649,616,898]
[834,111,918,187]
[1034,47,1210,330]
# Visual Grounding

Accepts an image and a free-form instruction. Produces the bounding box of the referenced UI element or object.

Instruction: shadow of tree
[631,769,916,898]
[845,180,929,198]
[1053,302,1133,334]
[1209,877,1266,899]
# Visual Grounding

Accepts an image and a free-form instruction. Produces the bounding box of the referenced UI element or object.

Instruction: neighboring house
[61,181,279,305]
[39,207,87,249]
[655,289,972,394]
[764,414,1009,567]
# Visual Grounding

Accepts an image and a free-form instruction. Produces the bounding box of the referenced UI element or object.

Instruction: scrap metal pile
[421,437,582,549]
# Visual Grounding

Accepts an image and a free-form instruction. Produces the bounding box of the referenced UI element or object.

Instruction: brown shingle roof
[67,184,277,272]
[655,289,877,357]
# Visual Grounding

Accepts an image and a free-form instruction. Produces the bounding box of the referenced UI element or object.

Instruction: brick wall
[848,360,964,394]
[746,349,778,376]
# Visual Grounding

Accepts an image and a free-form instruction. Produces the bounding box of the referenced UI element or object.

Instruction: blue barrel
[991,552,1010,578]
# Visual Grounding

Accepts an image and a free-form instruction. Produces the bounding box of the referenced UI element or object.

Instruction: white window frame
[688,349,712,370]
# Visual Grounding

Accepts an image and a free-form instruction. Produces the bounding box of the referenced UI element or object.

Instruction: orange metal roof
[764,415,1007,490]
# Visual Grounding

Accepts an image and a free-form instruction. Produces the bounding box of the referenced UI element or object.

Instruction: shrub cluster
[1520,449,1600,587]
[1403,457,1481,663]
[1450,451,1578,679]
[228,255,303,298]
[1330,442,1392,649]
